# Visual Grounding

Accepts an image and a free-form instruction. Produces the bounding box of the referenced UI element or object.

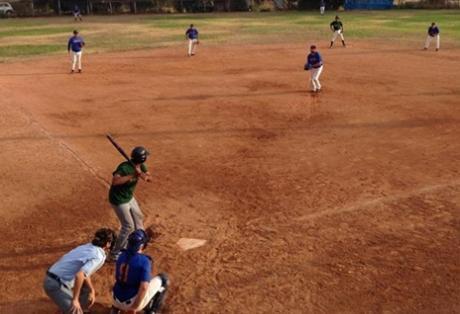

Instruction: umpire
[43,228,116,314]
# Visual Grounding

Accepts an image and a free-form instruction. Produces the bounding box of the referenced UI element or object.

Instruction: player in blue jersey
[73,5,83,22]
[67,30,85,73]
[304,45,324,93]
[319,0,325,15]
[185,24,199,57]
[111,230,169,314]
[424,22,440,51]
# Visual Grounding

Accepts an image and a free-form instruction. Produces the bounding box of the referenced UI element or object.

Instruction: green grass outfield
[0,10,458,61]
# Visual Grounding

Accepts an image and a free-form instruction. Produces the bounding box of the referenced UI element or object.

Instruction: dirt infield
[0,41,459,313]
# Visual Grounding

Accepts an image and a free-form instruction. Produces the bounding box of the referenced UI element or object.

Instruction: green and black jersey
[109,161,148,205]
[330,20,343,31]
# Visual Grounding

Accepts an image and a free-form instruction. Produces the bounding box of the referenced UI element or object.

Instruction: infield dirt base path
[0,41,459,313]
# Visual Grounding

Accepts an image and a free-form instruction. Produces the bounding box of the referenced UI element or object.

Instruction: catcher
[185,24,199,56]
[111,229,169,314]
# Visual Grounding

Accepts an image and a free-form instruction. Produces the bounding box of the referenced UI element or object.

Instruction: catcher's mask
[127,229,150,252]
[92,228,117,251]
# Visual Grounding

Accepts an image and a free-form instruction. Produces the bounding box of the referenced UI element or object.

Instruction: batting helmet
[127,229,149,252]
[131,146,149,164]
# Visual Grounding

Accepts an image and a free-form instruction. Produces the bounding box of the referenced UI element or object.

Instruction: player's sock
[342,40,346,47]
[330,41,333,48]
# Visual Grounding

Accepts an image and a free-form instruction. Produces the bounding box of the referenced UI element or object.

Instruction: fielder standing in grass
[424,22,440,51]
[330,15,346,48]
[304,45,324,93]
[68,30,85,73]
[73,5,83,22]
[185,24,199,56]
[319,0,325,15]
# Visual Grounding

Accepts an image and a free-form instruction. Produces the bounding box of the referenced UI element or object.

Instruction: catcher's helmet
[127,229,149,252]
[131,146,149,164]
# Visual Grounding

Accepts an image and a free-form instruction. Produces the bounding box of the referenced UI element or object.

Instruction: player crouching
[111,229,169,314]
[424,22,440,51]
[330,15,346,48]
[44,228,117,314]
[304,45,324,93]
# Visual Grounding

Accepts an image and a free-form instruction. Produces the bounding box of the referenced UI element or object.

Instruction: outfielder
[424,22,440,51]
[73,5,83,22]
[43,228,116,314]
[320,0,325,15]
[108,146,152,262]
[111,229,169,314]
[304,45,324,93]
[185,24,199,56]
[330,15,346,48]
[67,30,85,73]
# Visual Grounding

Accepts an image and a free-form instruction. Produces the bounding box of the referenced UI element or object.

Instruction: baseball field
[0,10,459,313]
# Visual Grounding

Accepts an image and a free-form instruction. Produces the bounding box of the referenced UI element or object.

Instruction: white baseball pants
[320,6,325,15]
[331,30,344,42]
[112,276,165,311]
[424,35,440,50]
[188,39,198,56]
[71,51,82,71]
[310,66,323,91]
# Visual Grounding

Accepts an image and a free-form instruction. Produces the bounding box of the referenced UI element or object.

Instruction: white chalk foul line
[18,106,110,188]
[296,178,460,222]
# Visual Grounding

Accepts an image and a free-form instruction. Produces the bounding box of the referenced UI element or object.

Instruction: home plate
[177,238,207,251]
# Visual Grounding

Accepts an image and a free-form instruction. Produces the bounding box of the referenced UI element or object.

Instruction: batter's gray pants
[110,197,144,257]
[43,275,91,313]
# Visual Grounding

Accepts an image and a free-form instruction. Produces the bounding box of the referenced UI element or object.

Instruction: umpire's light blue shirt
[48,243,106,287]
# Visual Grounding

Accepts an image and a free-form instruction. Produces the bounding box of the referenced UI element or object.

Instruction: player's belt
[47,271,71,290]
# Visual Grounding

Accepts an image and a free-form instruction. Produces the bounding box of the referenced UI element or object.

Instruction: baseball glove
[304,64,311,71]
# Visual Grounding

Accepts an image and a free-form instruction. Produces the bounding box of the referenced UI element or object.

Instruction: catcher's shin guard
[144,273,169,314]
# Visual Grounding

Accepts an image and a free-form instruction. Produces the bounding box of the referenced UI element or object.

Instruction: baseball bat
[106,133,136,167]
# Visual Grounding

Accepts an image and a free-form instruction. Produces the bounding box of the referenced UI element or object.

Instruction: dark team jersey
[330,20,343,31]
[186,28,199,39]
[428,26,440,37]
[67,36,85,52]
[113,251,152,302]
[306,52,323,69]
